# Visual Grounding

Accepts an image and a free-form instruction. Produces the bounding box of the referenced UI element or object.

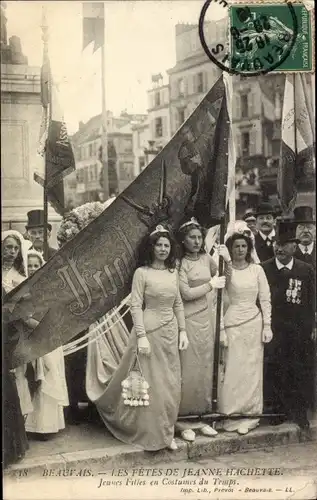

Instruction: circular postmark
[199,0,298,76]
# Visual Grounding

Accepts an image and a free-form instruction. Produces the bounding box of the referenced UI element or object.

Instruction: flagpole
[41,5,49,262]
[101,22,109,202]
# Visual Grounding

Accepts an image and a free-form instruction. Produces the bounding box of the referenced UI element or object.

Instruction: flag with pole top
[82,2,105,52]
[278,73,315,216]
[35,9,76,216]
[5,75,230,370]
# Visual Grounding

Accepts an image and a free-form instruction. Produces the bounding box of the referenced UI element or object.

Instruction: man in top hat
[254,202,276,262]
[261,219,315,429]
[242,209,258,235]
[294,206,316,268]
[25,210,57,260]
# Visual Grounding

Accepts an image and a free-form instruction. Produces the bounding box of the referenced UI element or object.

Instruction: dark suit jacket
[29,245,57,261]
[47,246,57,260]
[261,257,315,335]
[254,233,275,262]
[295,243,316,269]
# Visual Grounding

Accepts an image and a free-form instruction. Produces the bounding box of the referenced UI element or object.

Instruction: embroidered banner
[5,75,229,368]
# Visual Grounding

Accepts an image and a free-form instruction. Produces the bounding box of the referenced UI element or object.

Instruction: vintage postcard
[2,0,316,499]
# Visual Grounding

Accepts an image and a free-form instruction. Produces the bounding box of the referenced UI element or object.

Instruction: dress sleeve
[130,267,146,337]
[173,274,186,331]
[179,261,212,301]
[257,265,271,326]
[208,255,218,277]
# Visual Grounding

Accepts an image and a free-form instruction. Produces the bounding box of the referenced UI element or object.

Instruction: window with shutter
[155,117,163,138]
[241,131,250,156]
[241,94,248,118]
[162,116,167,138]
[249,129,257,156]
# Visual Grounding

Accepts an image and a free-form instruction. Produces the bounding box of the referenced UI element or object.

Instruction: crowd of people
[2,201,316,467]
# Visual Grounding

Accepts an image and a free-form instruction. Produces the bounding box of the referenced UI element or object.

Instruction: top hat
[255,202,275,217]
[293,206,315,224]
[242,210,256,221]
[275,219,300,244]
[26,210,52,231]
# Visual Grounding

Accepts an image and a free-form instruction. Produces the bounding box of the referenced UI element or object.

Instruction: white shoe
[181,429,196,442]
[168,438,178,450]
[238,422,259,435]
[200,425,218,437]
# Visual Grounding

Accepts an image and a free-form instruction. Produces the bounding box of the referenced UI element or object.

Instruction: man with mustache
[261,220,315,430]
[254,203,276,262]
[25,210,57,260]
[294,206,316,269]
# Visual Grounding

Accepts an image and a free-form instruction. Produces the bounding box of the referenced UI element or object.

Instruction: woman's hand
[210,275,226,289]
[220,328,228,348]
[262,325,273,343]
[179,330,189,351]
[216,244,232,263]
[137,335,151,356]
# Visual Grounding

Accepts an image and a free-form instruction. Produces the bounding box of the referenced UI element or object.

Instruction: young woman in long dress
[175,218,232,442]
[219,233,272,435]
[86,225,188,451]
[24,250,69,439]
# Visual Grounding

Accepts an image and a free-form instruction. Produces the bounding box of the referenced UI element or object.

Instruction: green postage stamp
[229,2,313,73]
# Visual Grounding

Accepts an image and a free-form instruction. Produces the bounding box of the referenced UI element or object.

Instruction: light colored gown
[25,348,69,434]
[219,264,271,432]
[86,266,186,450]
[176,255,217,429]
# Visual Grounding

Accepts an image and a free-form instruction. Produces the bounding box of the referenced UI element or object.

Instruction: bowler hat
[293,206,315,224]
[275,219,300,244]
[242,210,256,221]
[255,202,275,217]
[26,210,52,231]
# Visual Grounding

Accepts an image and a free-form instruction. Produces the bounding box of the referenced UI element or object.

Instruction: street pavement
[4,442,317,500]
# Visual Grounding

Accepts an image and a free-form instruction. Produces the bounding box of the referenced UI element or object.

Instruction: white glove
[220,328,228,348]
[137,335,151,356]
[216,244,232,263]
[210,275,226,289]
[179,330,189,351]
[262,325,273,343]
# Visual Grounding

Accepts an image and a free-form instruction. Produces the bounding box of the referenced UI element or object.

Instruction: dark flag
[35,41,75,216]
[5,75,229,368]
[82,2,104,52]
[278,73,315,216]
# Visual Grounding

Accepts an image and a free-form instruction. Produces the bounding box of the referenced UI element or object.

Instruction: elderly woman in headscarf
[24,249,69,440]
[2,230,34,418]
[2,230,32,467]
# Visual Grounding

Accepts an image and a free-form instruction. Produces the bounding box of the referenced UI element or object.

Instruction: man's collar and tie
[275,258,294,272]
[259,229,275,247]
[298,242,314,255]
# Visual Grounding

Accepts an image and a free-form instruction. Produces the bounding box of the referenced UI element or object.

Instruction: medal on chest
[286,278,302,304]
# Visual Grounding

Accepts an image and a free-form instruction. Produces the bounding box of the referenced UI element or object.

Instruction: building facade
[168,23,223,136]
[66,112,145,207]
[132,117,150,177]
[147,73,171,150]
[1,4,60,244]
[146,22,315,216]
